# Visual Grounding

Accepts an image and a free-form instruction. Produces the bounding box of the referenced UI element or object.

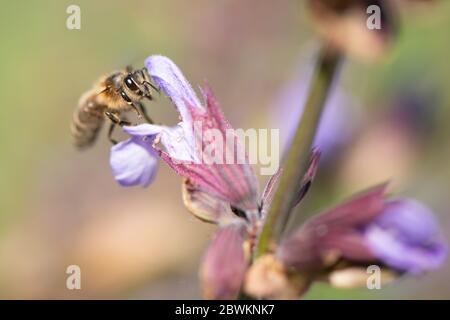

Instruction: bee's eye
[120,90,132,103]
[124,75,139,91]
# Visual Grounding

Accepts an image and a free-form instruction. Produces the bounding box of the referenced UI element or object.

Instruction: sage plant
[109,54,446,299]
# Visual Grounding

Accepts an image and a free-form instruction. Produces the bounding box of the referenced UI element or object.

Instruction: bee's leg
[105,111,131,145]
[140,68,160,93]
[127,102,142,120]
[126,65,133,72]
[136,102,154,124]
[105,111,131,126]
[107,123,118,145]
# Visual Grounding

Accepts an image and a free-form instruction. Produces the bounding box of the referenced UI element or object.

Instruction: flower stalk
[256,45,342,258]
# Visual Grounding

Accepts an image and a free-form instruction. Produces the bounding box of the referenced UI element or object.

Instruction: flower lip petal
[122,123,163,137]
[124,123,199,162]
[110,137,158,187]
[145,55,203,122]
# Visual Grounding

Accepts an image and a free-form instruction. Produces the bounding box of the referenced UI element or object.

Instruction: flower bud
[307,0,398,61]
[244,254,311,299]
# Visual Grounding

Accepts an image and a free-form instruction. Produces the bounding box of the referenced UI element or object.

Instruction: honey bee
[71,66,158,148]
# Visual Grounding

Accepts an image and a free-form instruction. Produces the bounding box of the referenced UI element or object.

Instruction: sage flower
[278,185,447,275]
[110,55,259,214]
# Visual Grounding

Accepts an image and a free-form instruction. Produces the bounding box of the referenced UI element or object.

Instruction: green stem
[255,45,341,258]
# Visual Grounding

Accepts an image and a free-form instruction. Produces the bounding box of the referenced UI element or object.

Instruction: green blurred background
[0,0,449,299]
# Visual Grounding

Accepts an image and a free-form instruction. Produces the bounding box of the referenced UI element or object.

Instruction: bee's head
[122,68,155,102]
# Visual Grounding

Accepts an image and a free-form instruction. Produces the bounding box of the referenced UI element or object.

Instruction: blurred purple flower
[365,199,447,274]
[273,57,360,159]
[277,185,447,275]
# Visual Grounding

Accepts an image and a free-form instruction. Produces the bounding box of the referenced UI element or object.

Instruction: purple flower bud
[278,185,447,277]
[200,223,248,300]
[365,199,447,274]
[277,185,386,271]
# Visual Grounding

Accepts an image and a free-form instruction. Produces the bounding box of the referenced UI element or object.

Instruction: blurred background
[0,0,449,299]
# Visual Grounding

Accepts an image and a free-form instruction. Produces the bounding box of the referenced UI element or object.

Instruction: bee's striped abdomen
[71,90,106,149]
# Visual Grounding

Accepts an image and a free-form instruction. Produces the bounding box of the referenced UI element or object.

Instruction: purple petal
[124,123,198,162]
[109,137,158,187]
[122,123,163,137]
[365,199,447,274]
[145,55,203,124]
[158,123,199,162]
[373,199,440,245]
